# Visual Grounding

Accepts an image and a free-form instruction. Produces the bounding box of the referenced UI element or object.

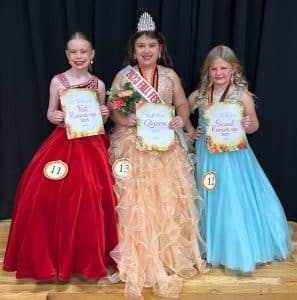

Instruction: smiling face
[209,58,235,88]
[65,38,94,71]
[134,34,161,68]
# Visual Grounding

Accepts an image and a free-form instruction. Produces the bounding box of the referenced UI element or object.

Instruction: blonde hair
[197,45,249,99]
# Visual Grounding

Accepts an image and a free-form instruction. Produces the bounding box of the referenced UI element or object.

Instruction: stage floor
[0,220,296,300]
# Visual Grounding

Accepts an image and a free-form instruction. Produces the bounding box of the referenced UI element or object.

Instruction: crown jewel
[137,12,156,32]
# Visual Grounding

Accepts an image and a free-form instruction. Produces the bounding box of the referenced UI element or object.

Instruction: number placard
[202,171,216,191]
[43,160,69,180]
[112,158,133,178]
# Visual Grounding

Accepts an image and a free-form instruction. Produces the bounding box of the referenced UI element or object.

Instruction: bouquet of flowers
[107,82,142,115]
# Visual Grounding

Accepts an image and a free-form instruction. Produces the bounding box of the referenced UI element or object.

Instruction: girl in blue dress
[185,45,291,273]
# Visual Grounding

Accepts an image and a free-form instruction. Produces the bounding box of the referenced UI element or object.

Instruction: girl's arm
[97,80,109,123]
[170,70,189,129]
[184,90,202,139]
[47,77,65,125]
[242,91,259,134]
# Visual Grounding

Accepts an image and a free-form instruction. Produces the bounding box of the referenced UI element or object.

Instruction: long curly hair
[197,45,249,99]
[124,31,173,68]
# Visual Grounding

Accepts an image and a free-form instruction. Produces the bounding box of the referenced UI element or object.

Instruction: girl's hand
[242,115,252,131]
[100,105,110,117]
[169,116,184,129]
[194,126,203,138]
[187,126,203,139]
[52,110,65,124]
[124,113,137,127]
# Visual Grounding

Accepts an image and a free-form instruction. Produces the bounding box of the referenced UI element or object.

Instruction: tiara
[137,12,156,32]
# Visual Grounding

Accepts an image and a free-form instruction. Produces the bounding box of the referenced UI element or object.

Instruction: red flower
[111,97,126,110]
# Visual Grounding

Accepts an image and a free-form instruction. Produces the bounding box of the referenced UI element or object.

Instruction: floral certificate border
[136,102,175,151]
[60,88,104,139]
[204,102,247,153]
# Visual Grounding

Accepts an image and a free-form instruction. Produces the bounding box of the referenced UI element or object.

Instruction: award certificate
[204,102,248,153]
[136,102,175,151]
[60,88,104,139]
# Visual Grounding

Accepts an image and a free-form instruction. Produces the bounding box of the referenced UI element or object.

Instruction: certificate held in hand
[136,102,175,151]
[205,102,248,153]
[60,88,104,139]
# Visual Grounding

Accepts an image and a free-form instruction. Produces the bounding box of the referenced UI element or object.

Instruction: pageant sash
[121,65,164,104]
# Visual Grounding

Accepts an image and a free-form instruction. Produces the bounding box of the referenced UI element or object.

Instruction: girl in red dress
[3,32,118,281]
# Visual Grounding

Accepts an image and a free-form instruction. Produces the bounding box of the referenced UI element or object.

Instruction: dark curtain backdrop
[0,0,294,220]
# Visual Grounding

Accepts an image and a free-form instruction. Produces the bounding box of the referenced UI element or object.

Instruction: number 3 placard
[43,160,69,180]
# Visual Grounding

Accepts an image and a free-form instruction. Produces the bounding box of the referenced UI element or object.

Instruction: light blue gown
[195,88,291,272]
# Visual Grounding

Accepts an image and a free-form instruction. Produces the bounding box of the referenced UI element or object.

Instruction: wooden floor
[0,220,297,300]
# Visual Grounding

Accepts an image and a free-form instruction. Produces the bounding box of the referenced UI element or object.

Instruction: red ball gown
[3,73,118,280]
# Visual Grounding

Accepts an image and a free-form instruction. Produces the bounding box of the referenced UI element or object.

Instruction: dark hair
[124,31,173,67]
[66,32,93,49]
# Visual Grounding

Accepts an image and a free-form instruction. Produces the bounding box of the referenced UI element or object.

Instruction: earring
[90,60,93,64]
[158,52,161,59]
[231,74,234,82]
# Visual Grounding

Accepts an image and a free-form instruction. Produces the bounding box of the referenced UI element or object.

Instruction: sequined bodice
[55,73,99,90]
[156,68,174,104]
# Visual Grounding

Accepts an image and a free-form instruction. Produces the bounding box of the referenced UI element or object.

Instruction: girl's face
[209,58,235,88]
[134,35,161,68]
[65,39,94,71]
